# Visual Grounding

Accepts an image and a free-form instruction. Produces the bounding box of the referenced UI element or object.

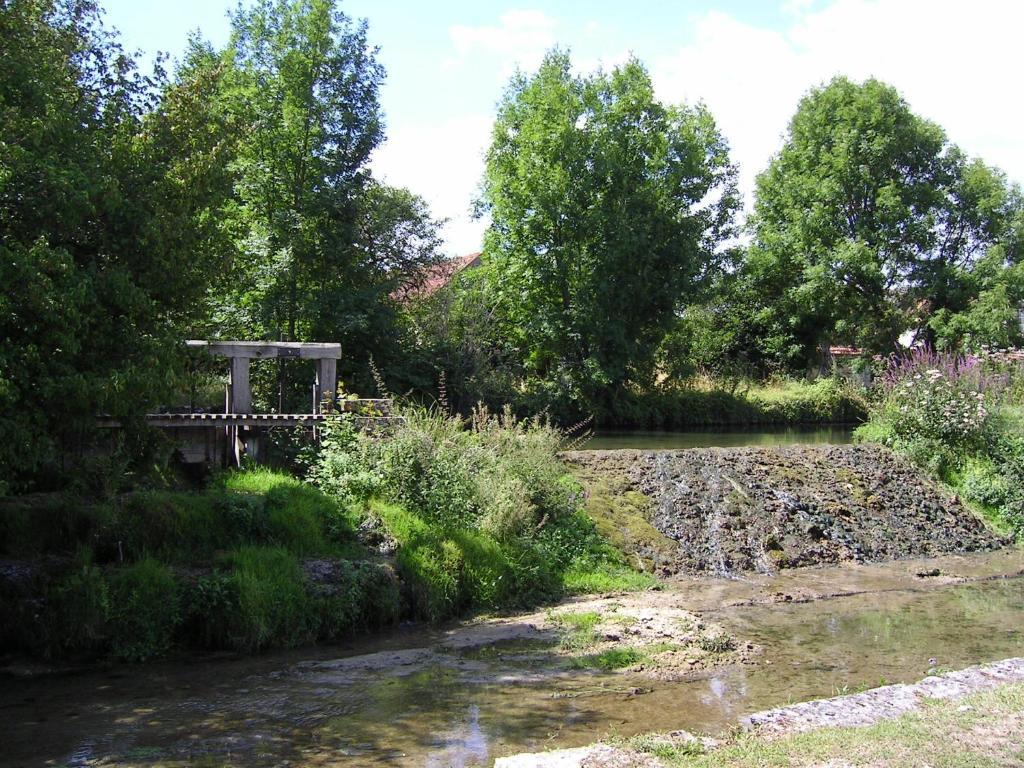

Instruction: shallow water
[583,426,855,451]
[2,552,1023,767]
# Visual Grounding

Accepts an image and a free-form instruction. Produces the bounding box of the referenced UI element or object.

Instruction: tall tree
[743,76,1022,369]
[209,0,441,401]
[0,0,234,488]
[478,51,739,402]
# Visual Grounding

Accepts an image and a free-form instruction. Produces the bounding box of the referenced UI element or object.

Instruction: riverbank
[497,662,1024,767]
[0,409,655,663]
[580,378,868,430]
[1,433,1013,665]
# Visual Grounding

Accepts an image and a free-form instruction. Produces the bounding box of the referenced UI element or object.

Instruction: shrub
[311,406,580,540]
[309,407,649,621]
[312,560,402,640]
[44,550,110,657]
[0,495,107,557]
[223,468,356,551]
[858,348,1024,540]
[108,557,180,661]
[960,458,1012,509]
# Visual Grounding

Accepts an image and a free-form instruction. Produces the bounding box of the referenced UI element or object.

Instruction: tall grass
[310,405,647,621]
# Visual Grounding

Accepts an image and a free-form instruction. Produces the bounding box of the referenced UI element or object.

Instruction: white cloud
[447,9,557,79]
[375,1,1024,254]
[653,0,1024,211]
[371,114,493,256]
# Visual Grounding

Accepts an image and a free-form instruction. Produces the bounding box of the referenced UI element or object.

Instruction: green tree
[929,253,1024,351]
[207,0,441,403]
[399,258,525,411]
[743,76,1021,369]
[0,0,233,488]
[477,51,739,404]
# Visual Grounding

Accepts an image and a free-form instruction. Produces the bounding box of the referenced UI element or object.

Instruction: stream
[2,550,1022,767]
[583,426,855,451]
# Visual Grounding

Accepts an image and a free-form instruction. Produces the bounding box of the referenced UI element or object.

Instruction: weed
[108,557,181,661]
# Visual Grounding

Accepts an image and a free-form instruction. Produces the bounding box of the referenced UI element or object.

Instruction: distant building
[818,344,872,385]
[391,252,482,304]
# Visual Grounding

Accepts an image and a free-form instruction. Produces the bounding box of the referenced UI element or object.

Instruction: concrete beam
[229,356,251,413]
[187,340,342,360]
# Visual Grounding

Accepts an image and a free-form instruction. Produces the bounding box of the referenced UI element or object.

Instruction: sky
[103,0,1024,257]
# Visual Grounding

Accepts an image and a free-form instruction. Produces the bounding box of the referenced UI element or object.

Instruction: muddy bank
[565,445,1007,575]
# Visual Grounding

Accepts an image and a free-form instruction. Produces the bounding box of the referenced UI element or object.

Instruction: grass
[571,646,645,670]
[698,634,737,654]
[561,561,659,594]
[1,404,660,662]
[629,682,1024,767]
[548,610,603,651]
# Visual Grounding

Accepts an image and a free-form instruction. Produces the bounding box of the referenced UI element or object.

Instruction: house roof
[392,252,482,303]
[828,346,862,357]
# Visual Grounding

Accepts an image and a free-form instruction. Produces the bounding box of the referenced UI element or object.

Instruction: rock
[562,446,1008,576]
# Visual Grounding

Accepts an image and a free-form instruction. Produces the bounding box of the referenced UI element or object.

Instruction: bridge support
[187,340,344,465]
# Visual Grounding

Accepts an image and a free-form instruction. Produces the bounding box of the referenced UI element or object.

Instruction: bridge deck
[97,399,394,429]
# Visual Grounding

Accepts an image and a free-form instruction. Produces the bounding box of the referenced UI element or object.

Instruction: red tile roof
[392,252,482,303]
[828,346,862,357]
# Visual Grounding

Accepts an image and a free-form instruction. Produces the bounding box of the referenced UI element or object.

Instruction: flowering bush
[858,347,1023,539]
[887,368,989,446]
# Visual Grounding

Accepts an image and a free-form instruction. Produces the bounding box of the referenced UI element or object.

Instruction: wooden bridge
[101,340,395,466]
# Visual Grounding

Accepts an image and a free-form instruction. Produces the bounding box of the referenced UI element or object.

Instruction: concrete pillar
[314,358,337,413]
[229,357,251,414]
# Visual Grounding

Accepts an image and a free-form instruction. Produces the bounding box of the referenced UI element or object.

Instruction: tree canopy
[0,0,236,485]
[738,76,1022,369]
[478,51,739,402]
[3,3,1024,487]
[0,0,442,488]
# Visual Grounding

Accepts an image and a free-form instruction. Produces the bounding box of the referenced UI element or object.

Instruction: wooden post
[229,357,251,414]
[315,358,337,413]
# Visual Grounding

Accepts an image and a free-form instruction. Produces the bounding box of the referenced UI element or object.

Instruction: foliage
[312,406,579,540]
[548,610,602,651]
[213,546,315,652]
[883,365,990,448]
[203,0,443,405]
[398,258,526,413]
[44,550,110,657]
[929,253,1024,352]
[477,50,739,404]
[310,408,647,621]
[738,76,1023,370]
[560,563,657,595]
[222,467,357,552]
[108,557,181,661]
[856,349,1023,537]
[0,0,234,489]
